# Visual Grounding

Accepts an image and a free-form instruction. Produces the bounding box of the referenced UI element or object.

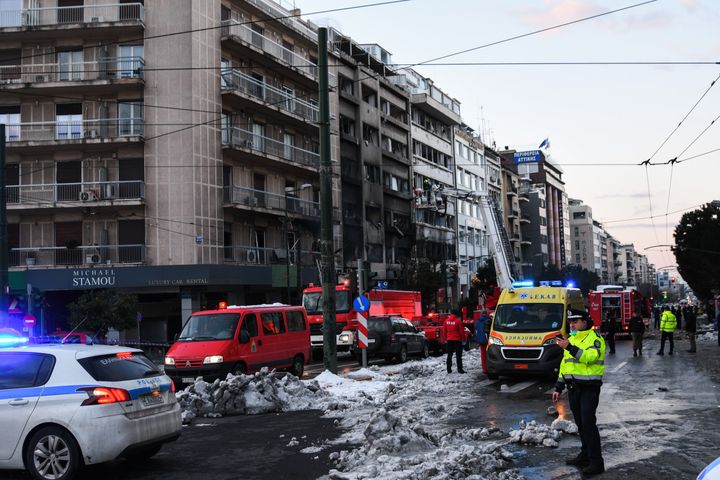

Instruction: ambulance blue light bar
[566,281,576,288]
[511,280,535,288]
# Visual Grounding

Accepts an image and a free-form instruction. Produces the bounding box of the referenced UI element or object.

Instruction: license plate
[142,392,165,406]
[181,377,195,384]
[368,338,375,343]
[513,364,529,370]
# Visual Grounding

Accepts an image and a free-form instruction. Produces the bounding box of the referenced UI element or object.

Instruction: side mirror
[239,330,250,344]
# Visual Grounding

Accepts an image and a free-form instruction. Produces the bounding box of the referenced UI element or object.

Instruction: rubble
[508,419,578,448]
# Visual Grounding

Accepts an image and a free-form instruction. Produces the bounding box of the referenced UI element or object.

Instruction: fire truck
[589,285,651,335]
[302,283,422,359]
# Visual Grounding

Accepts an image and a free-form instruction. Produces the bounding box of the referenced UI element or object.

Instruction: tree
[673,202,720,300]
[68,290,139,334]
[561,264,600,296]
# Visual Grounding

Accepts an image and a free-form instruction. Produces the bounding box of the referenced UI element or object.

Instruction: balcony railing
[223,185,320,217]
[10,244,145,267]
[221,19,318,80]
[0,57,144,84]
[7,181,144,205]
[225,127,319,168]
[221,68,318,122]
[0,3,144,28]
[4,118,143,143]
[224,245,318,266]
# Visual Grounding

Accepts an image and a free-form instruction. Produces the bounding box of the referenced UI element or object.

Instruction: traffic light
[662,291,668,300]
[671,276,676,284]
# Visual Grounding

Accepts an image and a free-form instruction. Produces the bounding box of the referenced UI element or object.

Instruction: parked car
[0,340,181,480]
[164,303,310,386]
[352,315,429,364]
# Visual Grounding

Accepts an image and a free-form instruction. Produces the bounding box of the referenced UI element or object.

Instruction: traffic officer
[552,310,606,476]
[657,305,677,355]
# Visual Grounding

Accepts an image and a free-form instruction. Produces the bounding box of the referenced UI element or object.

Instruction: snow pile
[697,331,717,344]
[176,368,327,423]
[508,419,578,448]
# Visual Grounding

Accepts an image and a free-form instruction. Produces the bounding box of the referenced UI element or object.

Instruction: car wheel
[125,444,163,462]
[421,343,429,359]
[232,362,247,376]
[25,426,82,480]
[289,355,304,378]
[398,345,408,363]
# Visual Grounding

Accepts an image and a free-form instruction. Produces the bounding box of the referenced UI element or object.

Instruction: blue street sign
[513,150,543,164]
[376,281,389,289]
[353,295,370,313]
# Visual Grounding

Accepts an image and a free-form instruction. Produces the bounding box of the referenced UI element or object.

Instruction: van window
[179,313,240,341]
[241,314,259,338]
[493,304,564,333]
[286,310,306,332]
[261,312,286,335]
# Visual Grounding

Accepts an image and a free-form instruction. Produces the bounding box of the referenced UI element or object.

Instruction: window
[55,103,82,140]
[573,211,586,219]
[251,24,264,48]
[366,164,381,184]
[118,101,143,136]
[361,85,377,107]
[0,353,54,389]
[0,0,22,27]
[339,75,354,96]
[118,45,143,79]
[241,314,259,338]
[78,352,161,382]
[574,227,579,236]
[0,105,20,140]
[575,240,580,250]
[261,311,285,335]
[0,48,21,82]
[221,112,232,144]
[286,311,306,332]
[363,123,378,145]
[339,115,355,137]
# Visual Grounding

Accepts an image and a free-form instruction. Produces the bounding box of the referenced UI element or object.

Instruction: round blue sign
[353,295,370,313]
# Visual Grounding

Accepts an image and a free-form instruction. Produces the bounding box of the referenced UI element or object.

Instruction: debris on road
[657,386,669,392]
[508,419,578,448]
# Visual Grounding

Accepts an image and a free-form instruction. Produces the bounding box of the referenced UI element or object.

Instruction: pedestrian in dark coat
[604,311,617,354]
[629,315,645,357]
[685,308,697,353]
[474,310,490,374]
[653,308,661,329]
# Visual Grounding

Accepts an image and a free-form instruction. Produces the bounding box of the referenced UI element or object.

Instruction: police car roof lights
[0,334,30,346]
[511,280,535,288]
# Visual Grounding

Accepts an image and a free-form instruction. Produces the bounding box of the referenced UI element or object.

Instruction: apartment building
[454,125,489,299]
[391,68,462,303]
[605,234,622,283]
[1,0,334,339]
[328,32,412,285]
[518,178,548,277]
[569,198,594,272]
[499,156,523,274]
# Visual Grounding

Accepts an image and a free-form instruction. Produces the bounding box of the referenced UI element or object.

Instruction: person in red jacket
[443,308,466,374]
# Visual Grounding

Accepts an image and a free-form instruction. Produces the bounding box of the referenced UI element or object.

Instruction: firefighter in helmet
[552,309,606,476]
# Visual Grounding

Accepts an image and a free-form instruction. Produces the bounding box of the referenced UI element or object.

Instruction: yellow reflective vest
[660,310,677,333]
[557,328,606,385]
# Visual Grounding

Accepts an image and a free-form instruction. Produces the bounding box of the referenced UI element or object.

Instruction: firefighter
[657,305,677,355]
[552,310,606,477]
[443,308,466,374]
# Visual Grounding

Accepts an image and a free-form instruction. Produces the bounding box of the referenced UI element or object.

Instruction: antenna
[62,316,88,344]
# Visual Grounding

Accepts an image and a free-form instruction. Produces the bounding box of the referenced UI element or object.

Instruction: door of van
[285,309,309,362]
[259,311,291,369]
[238,313,264,372]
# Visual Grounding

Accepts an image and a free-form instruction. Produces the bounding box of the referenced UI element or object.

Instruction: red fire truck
[302,283,423,359]
[589,285,651,335]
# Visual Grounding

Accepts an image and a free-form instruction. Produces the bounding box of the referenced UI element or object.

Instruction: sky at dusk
[294,0,720,276]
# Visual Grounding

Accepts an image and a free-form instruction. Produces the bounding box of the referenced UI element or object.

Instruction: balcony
[10,244,145,268]
[520,214,531,224]
[223,185,341,222]
[223,127,319,170]
[4,118,143,152]
[506,186,518,197]
[0,57,144,93]
[508,210,519,219]
[221,68,318,125]
[223,244,318,266]
[6,181,144,209]
[0,3,144,40]
[221,19,318,83]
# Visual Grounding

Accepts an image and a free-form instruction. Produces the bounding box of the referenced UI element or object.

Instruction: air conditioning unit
[79,190,98,202]
[91,16,104,22]
[85,254,101,264]
[246,249,258,263]
[85,129,98,139]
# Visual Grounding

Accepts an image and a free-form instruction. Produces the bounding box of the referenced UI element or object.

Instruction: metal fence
[0,57,144,84]
[4,118,143,142]
[0,3,144,28]
[223,185,320,217]
[227,127,319,168]
[223,245,318,266]
[6,181,144,205]
[10,244,146,267]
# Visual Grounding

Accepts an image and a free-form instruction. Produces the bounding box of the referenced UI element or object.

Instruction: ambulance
[486,280,585,379]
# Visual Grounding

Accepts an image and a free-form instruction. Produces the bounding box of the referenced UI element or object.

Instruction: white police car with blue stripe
[0,337,181,480]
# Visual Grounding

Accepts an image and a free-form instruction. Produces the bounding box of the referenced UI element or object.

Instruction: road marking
[477,378,499,388]
[611,361,628,374]
[503,380,535,393]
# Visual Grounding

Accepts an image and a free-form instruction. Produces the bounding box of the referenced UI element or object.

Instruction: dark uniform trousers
[568,384,603,465]
[446,340,464,372]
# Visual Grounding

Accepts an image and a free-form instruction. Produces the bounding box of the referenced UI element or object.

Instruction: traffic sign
[376,280,389,289]
[23,314,36,327]
[353,295,370,313]
[357,310,369,349]
[513,150,543,164]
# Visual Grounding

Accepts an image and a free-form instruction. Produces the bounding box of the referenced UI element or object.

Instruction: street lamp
[284,183,312,304]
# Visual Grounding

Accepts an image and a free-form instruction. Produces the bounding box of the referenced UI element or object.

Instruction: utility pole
[0,124,8,321]
[318,28,337,373]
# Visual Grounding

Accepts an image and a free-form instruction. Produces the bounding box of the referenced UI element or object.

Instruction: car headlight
[489,336,504,346]
[203,355,224,364]
[543,337,560,346]
[164,356,175,366]
[339,333,352,343]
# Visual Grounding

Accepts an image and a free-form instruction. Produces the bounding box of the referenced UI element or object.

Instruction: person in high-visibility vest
[552,310,606,477]
[657,305,677,355]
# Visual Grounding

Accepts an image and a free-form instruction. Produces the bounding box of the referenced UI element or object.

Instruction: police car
[0,336,181,480]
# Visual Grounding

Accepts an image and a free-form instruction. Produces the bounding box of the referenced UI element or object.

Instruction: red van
[164,303,310,386]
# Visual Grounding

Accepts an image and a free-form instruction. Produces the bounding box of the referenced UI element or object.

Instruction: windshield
[302,291,352,314]
[493,303,565,333]
[178,313,240,341]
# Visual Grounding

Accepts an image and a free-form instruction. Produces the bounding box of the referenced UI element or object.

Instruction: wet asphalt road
[5,327,719,480]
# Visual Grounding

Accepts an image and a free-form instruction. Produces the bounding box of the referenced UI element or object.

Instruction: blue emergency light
[566,281,576,288]
[0,334,29,347]
[511,280,535,288]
